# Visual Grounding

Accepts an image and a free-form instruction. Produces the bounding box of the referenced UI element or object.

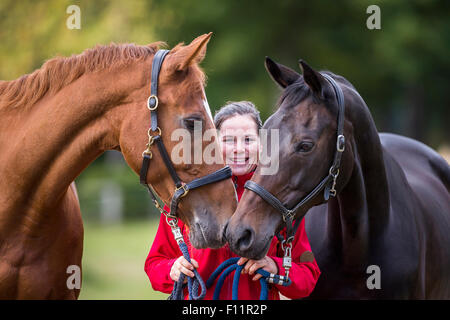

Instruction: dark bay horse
[0,33,237,299]
[226,57,450,299]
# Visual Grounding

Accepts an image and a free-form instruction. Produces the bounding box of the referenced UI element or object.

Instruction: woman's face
[219,114,260,176]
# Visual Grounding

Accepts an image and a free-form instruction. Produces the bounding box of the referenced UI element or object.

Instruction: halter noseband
[244,73,346,246]
[139,49,232,227]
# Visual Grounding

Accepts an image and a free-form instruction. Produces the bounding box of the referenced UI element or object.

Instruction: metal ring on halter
[166,216,178,228]
[147,95,159,110]
[147,127,162,138]
[282,210,295,223]
[281,239,293,252]
[329,166,340,178]
[163,209,178,226]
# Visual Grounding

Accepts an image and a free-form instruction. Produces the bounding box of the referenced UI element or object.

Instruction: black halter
[139,49,232,224]
[244,73,346,243]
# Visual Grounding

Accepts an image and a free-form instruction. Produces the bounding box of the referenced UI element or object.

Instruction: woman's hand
[237,256,278,281]
[170,256,199,282]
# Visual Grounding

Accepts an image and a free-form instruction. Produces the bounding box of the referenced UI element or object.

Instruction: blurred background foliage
[1,0,449,299]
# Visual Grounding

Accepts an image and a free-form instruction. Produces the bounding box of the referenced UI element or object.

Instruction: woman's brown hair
[214,101,262,131]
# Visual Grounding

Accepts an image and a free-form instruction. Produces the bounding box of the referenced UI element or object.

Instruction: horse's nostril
[236,228,254,252]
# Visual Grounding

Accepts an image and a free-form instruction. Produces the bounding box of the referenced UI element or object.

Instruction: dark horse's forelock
[278,71,354,113]
[277,76,314,110]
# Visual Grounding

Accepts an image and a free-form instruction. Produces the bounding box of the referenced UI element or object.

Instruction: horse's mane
[0,42,165,110]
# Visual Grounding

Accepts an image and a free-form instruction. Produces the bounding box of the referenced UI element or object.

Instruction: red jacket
[144,171,321,300]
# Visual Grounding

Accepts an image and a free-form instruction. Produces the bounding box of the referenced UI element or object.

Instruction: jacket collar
[232,168,256,190]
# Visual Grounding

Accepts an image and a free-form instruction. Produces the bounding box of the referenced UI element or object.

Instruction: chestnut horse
[0,34,237,299]
[226,57,450,299]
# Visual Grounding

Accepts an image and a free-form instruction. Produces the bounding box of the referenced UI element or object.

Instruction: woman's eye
[295,141,314,153]
[245,137,255,143]
[222,137,234,144]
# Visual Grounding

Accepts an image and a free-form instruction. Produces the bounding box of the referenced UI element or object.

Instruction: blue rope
[169,241,206,300]
[206,257,291,300]
[168,242,291,300]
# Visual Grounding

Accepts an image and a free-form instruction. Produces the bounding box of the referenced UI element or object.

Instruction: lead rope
[158,208,206,300]
[205,243,292,300]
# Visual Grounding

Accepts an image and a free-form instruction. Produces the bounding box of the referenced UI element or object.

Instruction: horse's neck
[327,101,390,269]
[0,70,131,217]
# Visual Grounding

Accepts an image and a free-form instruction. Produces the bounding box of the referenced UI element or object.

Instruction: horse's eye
[295,141,314,153]
[182,117,202,131]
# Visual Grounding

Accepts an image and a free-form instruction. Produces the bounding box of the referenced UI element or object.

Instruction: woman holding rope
[144,101,320,300]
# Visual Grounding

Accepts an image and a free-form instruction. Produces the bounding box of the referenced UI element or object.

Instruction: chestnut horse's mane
[0,42,170,110]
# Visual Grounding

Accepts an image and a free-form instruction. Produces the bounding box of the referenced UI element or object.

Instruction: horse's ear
[265,57,300,88]
[170,32,212,71]
[298,60,327,99]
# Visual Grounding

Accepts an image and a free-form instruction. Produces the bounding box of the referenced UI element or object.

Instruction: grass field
[79,219,169,300]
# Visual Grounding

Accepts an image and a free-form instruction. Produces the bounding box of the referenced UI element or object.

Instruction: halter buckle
[175,183,189,198]
[337,134,345,152]
[147,95,159,111]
